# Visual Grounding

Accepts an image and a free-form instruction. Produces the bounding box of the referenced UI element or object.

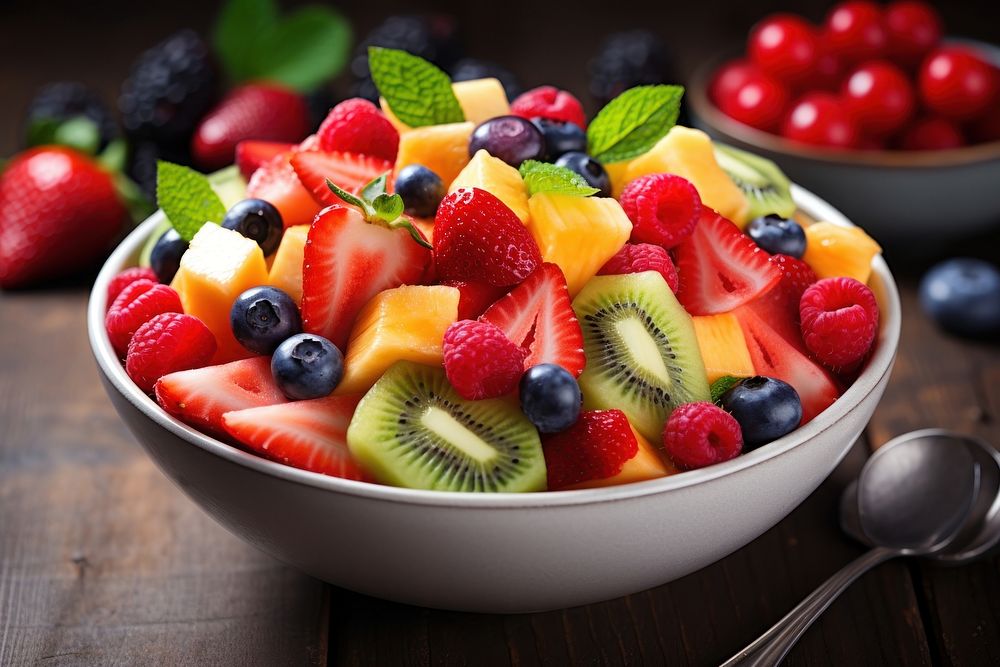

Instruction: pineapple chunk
[692,313,755,383]
[803,222,882,283]
[450,150,529,223]
[336,285,460,395]
[381,78,510,133]
[395,122,475,188]
[267,225,309,305]
[171,223,268,364]
[605,159,634,199]
[562,424,676,490]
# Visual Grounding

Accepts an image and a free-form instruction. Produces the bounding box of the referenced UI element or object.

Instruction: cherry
[781,93,860,149]
[884,1,943,66]
[824,1,887,65]
[841,61,915,137]
[717,70,791,132]
[919,47,999,121]
[968,109,1000,144]
[709,60,759,106]
[814,39,846,91]
[898,117,965,150]
[749,14,820,86]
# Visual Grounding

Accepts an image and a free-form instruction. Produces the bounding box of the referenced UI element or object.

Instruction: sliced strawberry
[745,254,819,349]
[154,357,287,437]
[674,208,782,315]
[443,280,510,320]
[236,140,295,179]
[301,205,430,349]
[246,151,322,227]
[480,263,585,377]
[222,395,368,480]
[290,149,393,207]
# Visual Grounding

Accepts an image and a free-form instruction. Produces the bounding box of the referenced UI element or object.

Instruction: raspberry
[800,277,879,369]
[771,253,818,304]
[317,98,400,162]
[105,279,183,357]
[126,313,217,393]
[598,243,679,292]
[510,86,587,128]
[106,267,157,307]
[542,410,638,490]
[443,320,527,400]
[620,174,702,249]
[663,402,743,470]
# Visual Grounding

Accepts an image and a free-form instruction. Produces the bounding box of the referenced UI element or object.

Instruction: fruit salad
[102,47,884,493]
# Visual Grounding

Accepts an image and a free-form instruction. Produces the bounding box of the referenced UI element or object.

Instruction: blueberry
[271,333,343,400]
[554,152,611,197]
[394,165,446,218]
[531,119,587,161]
[149,228,188,283]
[519,363,582,433]
[746,215,807,258]
[919,258,1000,338]
[468,115,545,167]
[719,376,802,450]
[222,199,284,256]
[230,286,302,355]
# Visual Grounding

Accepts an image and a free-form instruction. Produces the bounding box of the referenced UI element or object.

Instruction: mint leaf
[519,160,600,197]
[27,116,100,155]
[214,0,278,83]
[710,375,746,404]
[157,161,227,241]
[587,85,684,164]
[368,47,464,127]
[252,6,352,91]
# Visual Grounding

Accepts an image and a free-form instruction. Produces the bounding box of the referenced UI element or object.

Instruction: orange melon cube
[563,425,675,490]
[450,149,529,224]
[267,225,309,305]
[803,222,882,283]
[394,122,475,188]
[692,313,755,383]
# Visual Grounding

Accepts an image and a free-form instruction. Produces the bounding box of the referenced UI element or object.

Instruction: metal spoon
[722,430,981,667]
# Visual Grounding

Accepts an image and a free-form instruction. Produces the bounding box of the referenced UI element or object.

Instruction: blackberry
[588,30,677,107]
[22,82,118,149]
[450,58,522,100]
[119,29,219,144]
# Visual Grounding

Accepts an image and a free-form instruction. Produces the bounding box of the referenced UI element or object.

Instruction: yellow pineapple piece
[382,78,510,133]
[267,225,309,305]
[450,149,529,223]
[625,126,750,225]
[562,424,676,490]
[605,159,634,199]
[527,193,632,296]
[692,313,755,383]
[170,223,268,364]
[803,222,882,283]
[336,285,460,395]
[394,122,475,188]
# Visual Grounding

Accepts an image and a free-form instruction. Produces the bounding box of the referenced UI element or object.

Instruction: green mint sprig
[586,85,684,164]
[710,375,746,404]
[156,161,227,242]
[368,47,465,127]
[519,160,599,197]
[326,173,431,249]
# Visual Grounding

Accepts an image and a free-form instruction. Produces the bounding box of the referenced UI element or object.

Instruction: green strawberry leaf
[214,0,278,83]
[368,47,464,127]
[587,85,684,164]
[27,116,101,155]
[372,193,405,222]
[710,375,746,405]
[157,161,228,241]
[360,173,389,202]
[97,138,128,173]
[518,160,600,197]
[251,6,352,92]
[325,175,431,249]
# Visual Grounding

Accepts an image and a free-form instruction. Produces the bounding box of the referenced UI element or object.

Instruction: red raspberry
[771,254,818,304]
[443,320,527,400]
[663,402,743,470]
[317,98,400,162]
[510,86,587,128]
[106,267,157,307]
[800,277,879,369]
[542,410,638,490]
[620,174,702,249]
[126,313,217,393]
[598,243,679,292]
[105,279,183,357]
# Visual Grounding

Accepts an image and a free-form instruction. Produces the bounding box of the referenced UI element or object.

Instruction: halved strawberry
[290,149,393,207]
[154,357,287,437]
[443,280,510,320]
[245,151,322,227]
[222,395,368,480]
[745,254,818,349]
[479,263,585,377]
[236,140,294,179]
[301,205,430,349]
[674,208,782,315]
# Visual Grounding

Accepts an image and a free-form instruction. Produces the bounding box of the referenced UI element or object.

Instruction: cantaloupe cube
[803,222,882,283]
[563,424,675,490]
[394,122,475,188]
[336,285,460,395]
[170,223,269,364]
[267,225,309,305]
[382,78,510,133]
[692,313,755,383]
[450,149,529,223]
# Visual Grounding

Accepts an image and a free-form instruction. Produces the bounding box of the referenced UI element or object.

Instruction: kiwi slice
[347,361,546,492]
[573,272,711,442]
[714,143,796,221]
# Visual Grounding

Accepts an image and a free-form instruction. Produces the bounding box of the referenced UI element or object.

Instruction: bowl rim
[88,185,901,509]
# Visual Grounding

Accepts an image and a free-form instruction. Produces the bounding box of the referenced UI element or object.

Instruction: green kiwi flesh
[714,143,795,220]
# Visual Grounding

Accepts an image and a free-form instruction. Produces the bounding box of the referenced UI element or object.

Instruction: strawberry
[0,147,126,289]
[245,150,322,228]
[745,254,818,347]
[236,140,295,179]
[317,98,400,162]
[480,263,585,377]
[192,83,311,171]
[443,280,510,320]
[290,149,394,207]
[673,208,782,315]
[222,395,369,480]
[155,356,287,438]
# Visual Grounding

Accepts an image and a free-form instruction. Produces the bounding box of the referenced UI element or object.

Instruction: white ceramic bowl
[89,186,900,613]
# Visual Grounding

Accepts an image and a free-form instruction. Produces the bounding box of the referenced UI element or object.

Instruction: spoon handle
[721,546,896,667]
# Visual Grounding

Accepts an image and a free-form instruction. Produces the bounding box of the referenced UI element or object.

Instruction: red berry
[800,277,879,369]
[620,174,702,249]
[919,47,999,121]
[772,254,819,305]
[781,93,860,149]
[841,60,916,137]
[317,98,400,162]
[749,14,821,86]
[663,402,743,470]
[968,108,1000,144]
[510,86,587,128]
[814,37,847,91]
[824,1,888,65]
[106,267,158,307]
[709,60,759,107]
[884,1,943,66]
[899,116,965,150]
[105,279,183,357]
[598,243,679,293]
[443,280,509,320]
[442,319,527,400]
[718,70,792,132]
[126,313,217,393]
[542,410,638,490]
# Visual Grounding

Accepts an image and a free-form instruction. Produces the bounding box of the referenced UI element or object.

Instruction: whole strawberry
[0,146,126,288]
